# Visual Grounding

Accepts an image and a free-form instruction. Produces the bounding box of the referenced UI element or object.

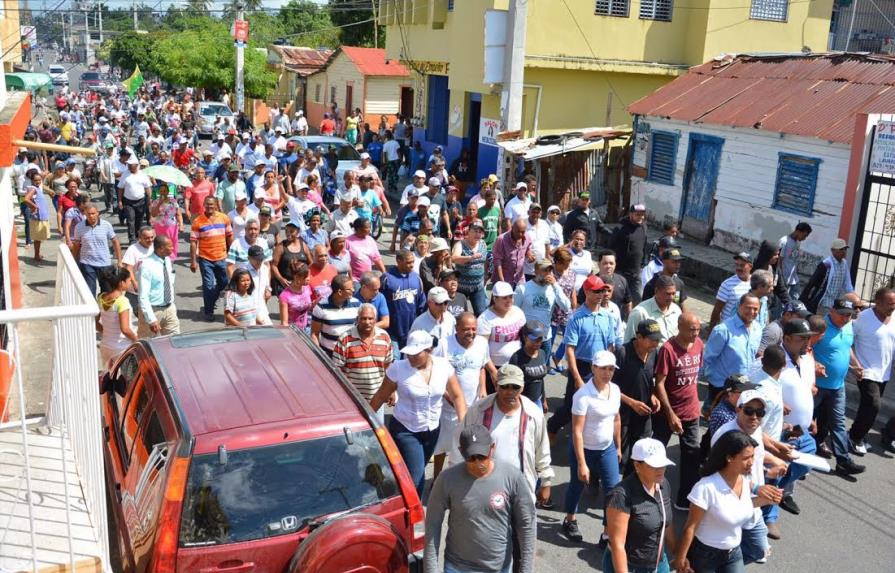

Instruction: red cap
[582,275,607,292]
[286,141,296,148]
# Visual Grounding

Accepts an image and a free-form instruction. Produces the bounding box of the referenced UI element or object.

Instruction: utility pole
[500,0,527,135]
[235,2,245,112]
[371,0,378,50]
[99,3,104,43]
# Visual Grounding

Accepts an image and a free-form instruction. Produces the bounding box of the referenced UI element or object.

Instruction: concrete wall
[631,117,851,262]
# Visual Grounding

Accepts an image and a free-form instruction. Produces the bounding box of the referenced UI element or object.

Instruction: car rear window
[299,142,360,162]
[82,72,100,80]
[178,430,399,546]
[168,327,283,348]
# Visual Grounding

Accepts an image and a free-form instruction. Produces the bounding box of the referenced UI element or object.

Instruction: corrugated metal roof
[270,45,332,76]
[628,53,895,144]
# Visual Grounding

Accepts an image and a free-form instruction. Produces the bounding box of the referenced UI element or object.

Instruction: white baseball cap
[428,177,441,187]
[401,330,434,356]
[416,196,431,207]
[492,281,513,297]
[359,152,371,159]
[428,286,450,304]
[515,182,527,191]
[547,205,561,214]
[234,189,248,202]
[429,237,449,252]
[413,170,426,179]
[631,438,676,468]
[737,390,768,408]
[593,350,618,368]
[297,183,310,192]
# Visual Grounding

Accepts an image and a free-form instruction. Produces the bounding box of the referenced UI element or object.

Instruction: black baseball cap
[832,298,858,316]
[724,374,758,392]
[662,248,685,261]
[438,269,458,282]
[783,318,814,337]
[783,301,810,318]
[636,319,664,341]
[734,252,753,264]
[247,245,266,259]
[458,425,493,460]
[525,320,547,339]
[658,236,678,249]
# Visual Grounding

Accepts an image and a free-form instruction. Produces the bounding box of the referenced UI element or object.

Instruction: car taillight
[151,456,190,573]
[374,426,425,527]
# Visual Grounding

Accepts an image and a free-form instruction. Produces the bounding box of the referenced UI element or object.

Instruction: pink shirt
[345,234,382,281]
[186,179,215,217]
[278,285,313,328]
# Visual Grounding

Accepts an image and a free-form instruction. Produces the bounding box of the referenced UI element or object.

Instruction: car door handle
[200,562,255,573]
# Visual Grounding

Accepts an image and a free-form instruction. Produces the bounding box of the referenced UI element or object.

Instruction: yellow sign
[403,60,450,75]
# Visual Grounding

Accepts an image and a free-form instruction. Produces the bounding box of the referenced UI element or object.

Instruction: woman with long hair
[271,220,310,295]
[150,184,183,260]
[279,260,313,330]
[96,267,138,369]
[223,268,259,326]
[477,281,526,390]
[674,431,781,573]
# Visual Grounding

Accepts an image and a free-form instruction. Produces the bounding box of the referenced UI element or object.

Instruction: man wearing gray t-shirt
[424,425,535,573]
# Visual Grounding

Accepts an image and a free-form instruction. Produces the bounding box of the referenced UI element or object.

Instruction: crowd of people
[17,79,895,573]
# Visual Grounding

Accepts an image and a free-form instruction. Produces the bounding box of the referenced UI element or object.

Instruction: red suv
[100,327,425,573]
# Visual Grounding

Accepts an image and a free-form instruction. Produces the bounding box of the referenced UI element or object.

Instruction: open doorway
[468,99,481,176]
[400,87,414,118]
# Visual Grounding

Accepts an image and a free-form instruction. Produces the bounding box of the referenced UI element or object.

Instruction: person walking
[709,252,753,333]
[849,287,895,454]
[513,259,571,355]
[477,281,527,384]
[222,268,259,326]
[149,184,183,260]
[562,192,612,249]
[410,286,457,349]
[138,235,180,337]
[117,156,152,243]
[381,249,427,351]
[778,222,812,300]
[22,171,51,262]
[604,438,679,573]
[609,204,648,304]
[561,350,622,546]
[452,218,489,315]
[310,274,361,356]
[190,196,233,320]
[653,312,704,509]
[508,321,551,409]
[703,293,762,414]
[800,238,858,315]
[332,303,394,423]
[370,330,468,497]
[492,218,532,289]
[278,260,313,329]
[96,267,138,369]
[624,276,682,344]
[424,425,535,573]
[72,204,122,297]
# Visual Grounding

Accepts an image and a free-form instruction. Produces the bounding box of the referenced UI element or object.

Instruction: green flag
[122,65,144,98]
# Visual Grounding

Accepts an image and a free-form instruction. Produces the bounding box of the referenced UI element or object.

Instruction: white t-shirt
[547,220,563,250]
[852,308,895,382]
[386,357,456,433]
[503,196,531,223]
[122,242,153,294]
[490,407,523,470]
[570,249,594,290]
[781,352,816,429]
[383,139,401,162]
[477,306,527,367]
[523,219,551,276]
[228,208,258,241]
[753,372,784,440]
[688,472,756,550]
[118,171,151,201]
[287,196,317,230]
[433,336,490,411]
[711,419,766,487]
[410,311,457,349]
[570,381,621,451]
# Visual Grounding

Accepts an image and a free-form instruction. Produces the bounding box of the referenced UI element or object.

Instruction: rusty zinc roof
[270,45,333,76]
[627,53,895,144]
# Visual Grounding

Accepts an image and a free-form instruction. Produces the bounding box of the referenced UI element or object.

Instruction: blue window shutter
[426,75,449,145]
[647,130,678,185]
[773,153,821,216]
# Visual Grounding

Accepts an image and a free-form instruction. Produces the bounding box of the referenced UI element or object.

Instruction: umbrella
[142,165,192,187]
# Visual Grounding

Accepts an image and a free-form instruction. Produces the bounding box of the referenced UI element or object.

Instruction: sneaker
[766,522,781,540]
[851,440,869,456]
[673,501,690,511]
[883,436,895,454]
[561,519,583,542]
[836,458,866,475]
[755,556,768,564]
[779,495,800,515]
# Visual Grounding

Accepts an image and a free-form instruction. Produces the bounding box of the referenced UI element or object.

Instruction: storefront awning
[497,128,630,160]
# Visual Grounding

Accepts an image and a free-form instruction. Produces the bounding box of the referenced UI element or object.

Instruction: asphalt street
[18,57,895,571]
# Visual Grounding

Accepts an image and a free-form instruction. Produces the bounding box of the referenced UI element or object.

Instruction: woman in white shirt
[96,267,138,369]
[674,430,781,573]
[568,229,594,290]
[562,350,622,545]
[477,281,526,386]
[370,330,467,497]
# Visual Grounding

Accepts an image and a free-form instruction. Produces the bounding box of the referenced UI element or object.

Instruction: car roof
[289,135,351,145]
[147,327,364,437]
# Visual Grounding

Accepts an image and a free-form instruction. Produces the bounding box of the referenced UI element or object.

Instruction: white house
[627,53,895,265]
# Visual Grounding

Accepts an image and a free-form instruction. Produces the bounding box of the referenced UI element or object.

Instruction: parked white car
[196,101,235,136]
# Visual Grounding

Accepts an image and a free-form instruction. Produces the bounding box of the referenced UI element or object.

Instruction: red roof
[627,53,895,145]
[339,46,409,77]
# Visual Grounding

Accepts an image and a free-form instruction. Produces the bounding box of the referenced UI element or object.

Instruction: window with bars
[647,131,678,185]
[448,0,454,10]
[772,153,821,216]
[314,83,321,103]
[750,0,788,22]
[640,0,673,21]
[595,0,629,18]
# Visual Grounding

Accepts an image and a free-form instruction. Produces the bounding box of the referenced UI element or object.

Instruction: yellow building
[0,0,22,71]
[379,0,833,182]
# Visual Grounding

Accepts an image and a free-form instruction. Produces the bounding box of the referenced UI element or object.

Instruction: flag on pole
[122,66,144,99]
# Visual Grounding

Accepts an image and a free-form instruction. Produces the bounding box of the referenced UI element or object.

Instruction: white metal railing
[0,244,107,572]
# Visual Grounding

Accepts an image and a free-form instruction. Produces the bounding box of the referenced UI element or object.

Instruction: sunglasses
[742,406,766,418]
[466,454,489,462]
[500,384,522,391]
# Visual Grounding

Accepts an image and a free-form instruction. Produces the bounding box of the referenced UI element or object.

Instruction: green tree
[108,31,162,75]
[328,0,382,47]
[185,0,212,13]
[245,12,286,47]
[279,0,339,48]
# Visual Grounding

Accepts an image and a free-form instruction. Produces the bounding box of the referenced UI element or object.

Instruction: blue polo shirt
[562,305,620,362]
[703,314,762,388]
[813,314,854,390]
[355,287,390,320]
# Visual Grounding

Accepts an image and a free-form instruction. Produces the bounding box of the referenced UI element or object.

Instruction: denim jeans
[19,201,31,245]
[563,443,620,524]
[444,561,510,573]
[79,263,112,297]
[197,257,228,316]
[551,325,566,366]
[814,385,851,462]
[688,538,744,573]
[740,517,769,564]
[388,417,440,498]
[653,415,701,506]
[850,378,886,443]
[603,547,670,573]
[763,433,815,524]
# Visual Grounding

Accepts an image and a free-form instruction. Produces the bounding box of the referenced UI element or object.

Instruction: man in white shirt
[522,204,550,280]
[246,245,272,325]
[117,157,152,243]
[410,287,457,349]
[328,195,359,236]
[292,110,309,135]
[849,287,895,454]
[503,182,532,230]
[400,170,428,205]
[294,157,321,187]
[382,131,402,191]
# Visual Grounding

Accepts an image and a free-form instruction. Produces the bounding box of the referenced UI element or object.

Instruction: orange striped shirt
[191,212,233,261]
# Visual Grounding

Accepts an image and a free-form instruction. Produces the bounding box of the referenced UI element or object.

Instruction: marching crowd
[16,81,895,573]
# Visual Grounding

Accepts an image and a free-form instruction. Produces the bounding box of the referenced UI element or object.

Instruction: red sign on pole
[232,20,249,42]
